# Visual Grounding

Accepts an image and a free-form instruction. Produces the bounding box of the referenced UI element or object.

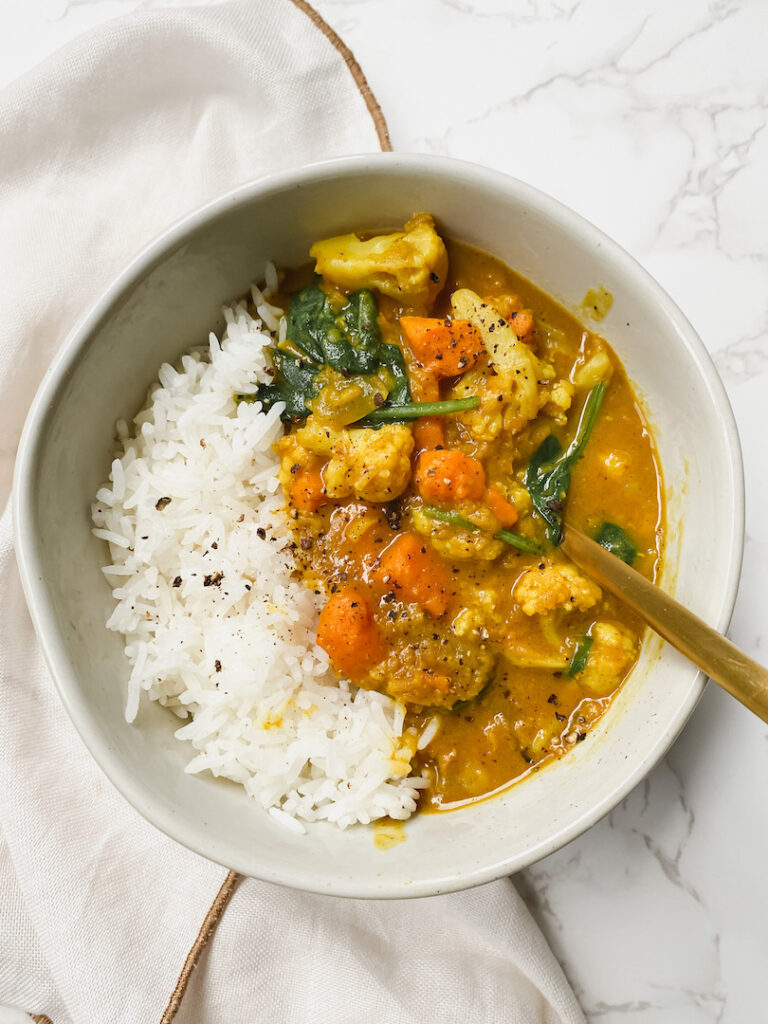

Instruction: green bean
[422,506,542,554]
[360,397,480,425]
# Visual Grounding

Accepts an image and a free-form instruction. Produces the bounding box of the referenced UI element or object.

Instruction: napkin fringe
[160,870,243,1024]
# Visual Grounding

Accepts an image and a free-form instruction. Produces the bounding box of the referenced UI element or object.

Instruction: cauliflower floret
[274,433,318,494]
[369,635,497,708]
[448,289,555,441]
[538,379,574,424]
[293,416,343,457]
[276,420,413,505]
[324,425,414,503]
[572,341,613,389]
[514,562,601,616]
[310,213,448,308]
[580,622,637,694]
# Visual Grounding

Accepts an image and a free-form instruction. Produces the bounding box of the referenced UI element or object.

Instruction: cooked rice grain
[92,285,424,830]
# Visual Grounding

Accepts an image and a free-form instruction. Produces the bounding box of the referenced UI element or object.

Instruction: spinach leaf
[338,290,380,374]
[342,288,411,406]
[567,635,594,677]
[525,382,606,545]
[285,282,335,363]
[241,349,320,420]
[595,522,637,565]
[251,281,412,422]
[524,434,566,542]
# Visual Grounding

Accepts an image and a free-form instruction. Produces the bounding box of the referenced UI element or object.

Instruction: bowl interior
[15,156,742,897]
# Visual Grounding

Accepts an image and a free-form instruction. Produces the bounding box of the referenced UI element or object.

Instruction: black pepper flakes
[155,496,172,510]
[204,572,224,587]
[300,537,313,551]
[214,659,222,672]
[256,527,267,540]
[172,576,182,588]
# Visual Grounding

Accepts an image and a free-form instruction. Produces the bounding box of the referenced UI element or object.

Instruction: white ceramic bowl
[14,154,743,898]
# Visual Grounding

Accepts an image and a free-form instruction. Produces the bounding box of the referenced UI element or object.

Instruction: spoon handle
[562,527,768,723]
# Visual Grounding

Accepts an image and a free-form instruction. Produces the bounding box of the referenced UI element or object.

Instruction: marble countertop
[2,1,767,1021]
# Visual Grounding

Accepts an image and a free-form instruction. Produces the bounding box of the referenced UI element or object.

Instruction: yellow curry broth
[274,235,663,811]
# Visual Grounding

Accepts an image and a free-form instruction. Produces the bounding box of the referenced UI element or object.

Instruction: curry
[250,215,663,811]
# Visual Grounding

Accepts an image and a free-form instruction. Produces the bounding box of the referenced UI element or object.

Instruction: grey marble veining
[2,1,766,1021]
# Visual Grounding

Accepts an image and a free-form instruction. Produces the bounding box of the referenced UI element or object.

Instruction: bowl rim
[13,152,745,897]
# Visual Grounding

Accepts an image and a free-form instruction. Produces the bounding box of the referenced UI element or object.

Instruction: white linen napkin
[0,3,585,1021]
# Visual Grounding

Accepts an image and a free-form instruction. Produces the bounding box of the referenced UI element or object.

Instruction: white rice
[417,716,440,751]
[91,269,429,830]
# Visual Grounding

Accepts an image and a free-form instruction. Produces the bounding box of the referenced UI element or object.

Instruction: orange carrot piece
[508,308,535,341]
[489,293,523,321]
[374,533,452,618]
[400,316,484,377]
[317,586,385,679]
[290,468,328,513]
[413,417,446,452]
[415,449,486,503]
[484,485,518,528]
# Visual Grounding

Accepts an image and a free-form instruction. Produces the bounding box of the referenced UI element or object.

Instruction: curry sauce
[260,220,663,811]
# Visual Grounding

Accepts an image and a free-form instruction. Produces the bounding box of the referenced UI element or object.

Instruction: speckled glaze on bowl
[13,154,743,898]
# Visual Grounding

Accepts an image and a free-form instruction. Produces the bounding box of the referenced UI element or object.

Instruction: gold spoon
[561,526,768,723]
